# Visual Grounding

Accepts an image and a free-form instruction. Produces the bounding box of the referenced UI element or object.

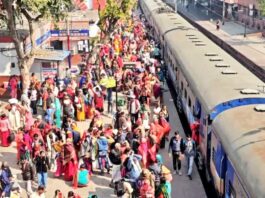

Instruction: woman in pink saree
[9,76,18,99]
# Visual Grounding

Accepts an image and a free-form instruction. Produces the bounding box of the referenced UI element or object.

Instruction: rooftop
[34,49,70,61]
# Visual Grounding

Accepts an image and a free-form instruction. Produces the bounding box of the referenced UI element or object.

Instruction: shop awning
[35,49,70,61]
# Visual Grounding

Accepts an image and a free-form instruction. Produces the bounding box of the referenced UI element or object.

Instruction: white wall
[30,60,42,81]
[0,43,20,76]
[63,40,79,54]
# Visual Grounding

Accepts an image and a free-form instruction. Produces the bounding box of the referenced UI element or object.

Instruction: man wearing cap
[128,95,140,125]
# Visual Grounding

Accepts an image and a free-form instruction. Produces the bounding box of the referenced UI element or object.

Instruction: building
[206,0,265,30]
[0,10,100,87]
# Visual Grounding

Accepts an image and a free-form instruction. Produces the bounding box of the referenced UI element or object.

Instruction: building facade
[204,0,265,30]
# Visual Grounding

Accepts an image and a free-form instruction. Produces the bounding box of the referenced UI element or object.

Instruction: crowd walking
[0,6,197,198]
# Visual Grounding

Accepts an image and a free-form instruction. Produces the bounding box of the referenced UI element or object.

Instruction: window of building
[11,62,15,68]
[184,89,187,99]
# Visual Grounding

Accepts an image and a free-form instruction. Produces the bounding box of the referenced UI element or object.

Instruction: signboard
[42,67,57,79]
[99,77,116,88]
[50,29,89,37]
[70,66,80,75]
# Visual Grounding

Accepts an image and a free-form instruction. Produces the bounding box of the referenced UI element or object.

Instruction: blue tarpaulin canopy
[35,49,70,61]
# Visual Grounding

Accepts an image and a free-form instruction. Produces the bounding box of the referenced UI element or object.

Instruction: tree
[0,0,72,91]
[259,0,265,16]
[98,0,136,37]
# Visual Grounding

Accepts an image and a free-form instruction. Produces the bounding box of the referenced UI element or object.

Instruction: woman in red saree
[62,139,78,181]
[138,138,148,168]
[15,128,24,162]
[0,113,11,147]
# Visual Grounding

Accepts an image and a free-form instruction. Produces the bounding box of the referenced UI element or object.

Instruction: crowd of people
[0,7,197,198]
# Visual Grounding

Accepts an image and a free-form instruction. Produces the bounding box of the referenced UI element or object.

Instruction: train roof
[212,105,265,197]
[142,0,265,113]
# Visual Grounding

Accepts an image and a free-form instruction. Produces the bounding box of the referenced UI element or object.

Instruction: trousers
[172,151,181,171]
[37,172,48,187]
[187,155,194,176]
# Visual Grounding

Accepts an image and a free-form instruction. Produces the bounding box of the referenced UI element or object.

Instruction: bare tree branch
[2,0,25,60]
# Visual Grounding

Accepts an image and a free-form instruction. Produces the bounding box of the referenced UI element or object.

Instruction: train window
[188,97,191,107]
[203,118,207,126]
[229,181,236,198]
[184,89,187,99]
[181,82,184,91]
[211,147,216,163]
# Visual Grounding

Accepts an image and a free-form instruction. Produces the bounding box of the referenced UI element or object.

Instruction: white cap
[8,98,18,104]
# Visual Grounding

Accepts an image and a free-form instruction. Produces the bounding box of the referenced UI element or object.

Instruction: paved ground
[165,0,265,70]
[0,84,207,197]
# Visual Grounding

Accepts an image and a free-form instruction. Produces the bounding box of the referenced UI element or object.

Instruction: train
[138,0,265,197]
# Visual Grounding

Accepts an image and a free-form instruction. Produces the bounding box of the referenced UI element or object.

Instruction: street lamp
[115,75,118,112]
[222,0,225,25]
[175,0,178,12]
[244,4,254,38]
[244,21,247,37]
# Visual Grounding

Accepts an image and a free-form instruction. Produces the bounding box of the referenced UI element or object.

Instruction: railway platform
[0,83,207,197]
[165,0,265,81]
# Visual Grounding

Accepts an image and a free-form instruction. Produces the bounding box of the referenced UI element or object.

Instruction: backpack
[114,180,125,196]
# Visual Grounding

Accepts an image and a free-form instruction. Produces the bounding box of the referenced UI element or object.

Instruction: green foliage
[259,0,265,16]
[98,0,136,35]
[18,0,72,22]
[0,0,72,28]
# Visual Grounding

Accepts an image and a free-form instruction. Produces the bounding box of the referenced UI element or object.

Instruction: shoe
[174,170,177,175]
[178,171,182,176]
[188,175,192,180]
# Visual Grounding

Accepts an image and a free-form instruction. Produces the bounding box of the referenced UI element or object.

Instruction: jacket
[109,148,122,165]
[35,156,50,173]
[21,162,34,181]
[97,136,108,152]
[168,137,185,154]
[185,140,196,157]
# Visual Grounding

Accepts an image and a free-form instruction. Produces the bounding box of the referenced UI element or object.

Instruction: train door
[206,127,212,171]
[220,154,227,196]
[210,132,227,196]
[205,122,212,182]
[225,160,236,198]
[224,159,250,198]
[199,111,208,159]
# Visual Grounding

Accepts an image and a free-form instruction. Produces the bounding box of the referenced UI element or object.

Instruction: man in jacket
[21,158,35,196]
[109,143,122,187]
[185,135,196,180]
[35,151,50,188]
[168,132,186,175]
[97,132,110,175]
